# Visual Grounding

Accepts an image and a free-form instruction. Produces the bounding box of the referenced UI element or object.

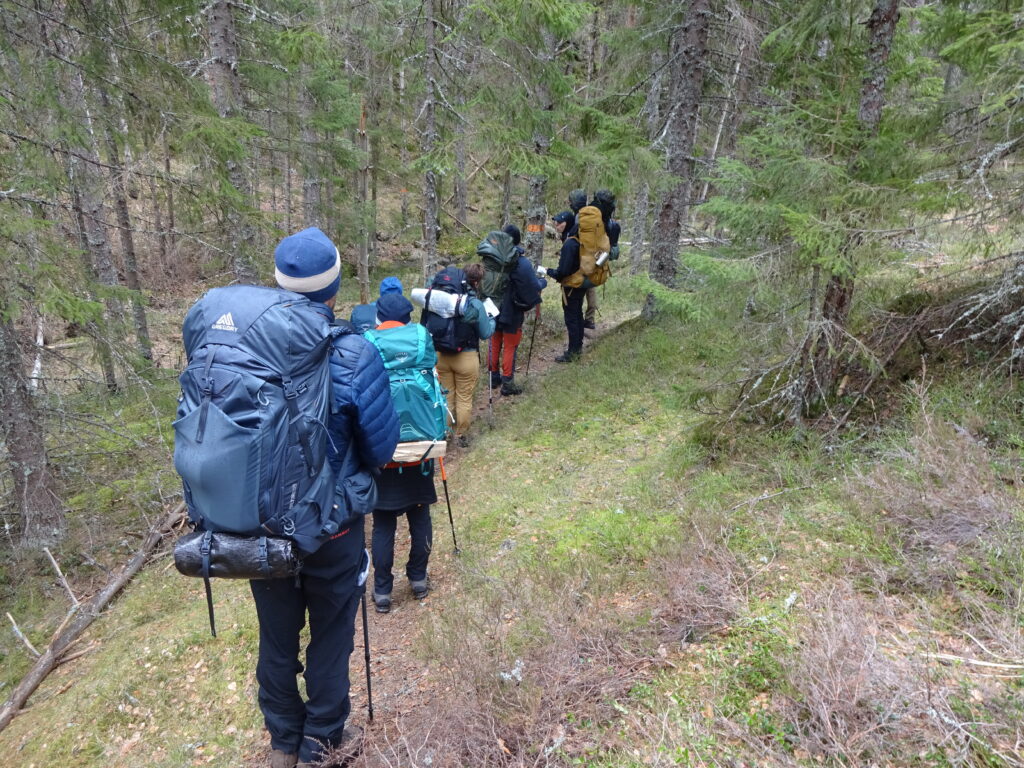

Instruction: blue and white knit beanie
[274,227,341,303]
[379,276,404,296]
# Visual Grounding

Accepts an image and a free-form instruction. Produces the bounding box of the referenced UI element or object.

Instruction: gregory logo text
[212,312,238,332]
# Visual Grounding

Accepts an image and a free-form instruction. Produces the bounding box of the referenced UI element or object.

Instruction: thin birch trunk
[357,99,371,304]
[421,0,440,281]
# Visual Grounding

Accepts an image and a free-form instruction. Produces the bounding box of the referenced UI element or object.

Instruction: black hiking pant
[371,503,432,595]
[562,285,586,355]
[249,516,365,763]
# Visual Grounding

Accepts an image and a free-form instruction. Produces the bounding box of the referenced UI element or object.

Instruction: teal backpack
[364,323,449,447]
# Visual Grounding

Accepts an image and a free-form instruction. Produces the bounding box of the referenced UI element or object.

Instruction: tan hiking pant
[436,348,480,437]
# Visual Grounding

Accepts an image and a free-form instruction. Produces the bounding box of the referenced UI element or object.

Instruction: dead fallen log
[0,503,185,733]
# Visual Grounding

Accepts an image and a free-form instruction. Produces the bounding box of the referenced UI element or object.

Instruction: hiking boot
[410,579,430,600]
[373,592,391,613]
[271,750,298,768]
[298,725,364,767]
[554,351,580,363]
[583,319,596,330]
[457,434,470,449]
[489,371,501,389]
[500,376,523,396]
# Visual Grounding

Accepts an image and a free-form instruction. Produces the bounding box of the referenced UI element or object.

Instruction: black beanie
[502,224,522,246]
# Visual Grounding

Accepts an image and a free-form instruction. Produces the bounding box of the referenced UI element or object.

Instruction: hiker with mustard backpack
[419,263,496,447]
[546,192,613,363]
[361,293,440,614]
[485,224,547,395]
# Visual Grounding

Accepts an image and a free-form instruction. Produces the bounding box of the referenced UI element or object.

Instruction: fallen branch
[6,613,40,658]
[0,503,184,733]
[43,547,79,606]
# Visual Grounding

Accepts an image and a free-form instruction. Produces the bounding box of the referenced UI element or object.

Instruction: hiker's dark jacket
[547,221,581,284]
[310,304,400,474]
[497,251,546,332]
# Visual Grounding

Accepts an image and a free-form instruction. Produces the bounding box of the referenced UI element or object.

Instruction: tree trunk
[698,41,747,208]
[205,0,256,282]
[648,0,711,291]
[70,185,118,392]
[357,100,371,304]
[301,73,323,229]
[630,182,650,275]
[0,319,64,549]
[524,31,557,267]
[67,71,124,392]
[398,66,410,230]
[501,168,513,227]
[99,88,152,363]
[454,111,468,228]
[421,0,440,281]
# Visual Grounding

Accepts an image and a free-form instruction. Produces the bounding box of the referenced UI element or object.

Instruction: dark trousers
[249,517,365,763]
[562,286,586,354]
[371,504,432,595]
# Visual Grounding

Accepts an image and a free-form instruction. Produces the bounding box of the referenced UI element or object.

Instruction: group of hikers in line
[172,188,621,767]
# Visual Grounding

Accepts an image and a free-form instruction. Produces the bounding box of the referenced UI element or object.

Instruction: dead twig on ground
[0,502,185,734]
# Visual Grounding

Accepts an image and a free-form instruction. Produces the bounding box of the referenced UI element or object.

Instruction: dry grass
[347,565,651,767]
[848,387,1022,599]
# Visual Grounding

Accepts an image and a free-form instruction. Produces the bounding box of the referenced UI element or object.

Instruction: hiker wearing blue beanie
[253,227,399,768]
[350,275,406,332]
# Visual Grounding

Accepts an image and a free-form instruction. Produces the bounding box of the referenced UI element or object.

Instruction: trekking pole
[438,457,460,554]
[486,340,494,425]
[360,587,374,721]
[524,304,541,381]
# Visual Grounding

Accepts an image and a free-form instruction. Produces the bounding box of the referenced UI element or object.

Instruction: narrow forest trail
[242,312,634,767]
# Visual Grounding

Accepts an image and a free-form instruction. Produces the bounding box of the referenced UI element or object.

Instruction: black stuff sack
[174,531,300,580]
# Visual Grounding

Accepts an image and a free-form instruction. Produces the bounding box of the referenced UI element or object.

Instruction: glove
[546,268,557,279]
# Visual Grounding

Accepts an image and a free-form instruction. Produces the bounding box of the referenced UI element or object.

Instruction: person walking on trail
[546,209,588,363]
[364,292,439,614]
[566,188,600,330]
[349,275,404,332]
[425,263,495,448]
[258,227,400,768]
[488,224,547,395]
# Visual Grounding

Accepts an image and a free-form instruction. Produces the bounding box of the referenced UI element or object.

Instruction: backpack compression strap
[282,330,339,478]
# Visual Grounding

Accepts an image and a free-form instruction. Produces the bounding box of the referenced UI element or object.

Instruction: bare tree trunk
[99,88,152,363]
[630,182,650,275]
[0,319,64,549]
[648,0,711,294]
[454,108,468,227]
[357,100,371,304]
[67,71,124,392]
[301,73,323,229]
[698,40,747,208]
[163,131,175,251]
[205,0,256,281]
[501,168,513,227]
[524,31,557,267]
[421,0,440,281]
[398,66,410,230]
[70,186,118,392]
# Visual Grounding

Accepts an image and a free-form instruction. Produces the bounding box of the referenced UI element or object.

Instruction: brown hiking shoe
[270,749,298,768]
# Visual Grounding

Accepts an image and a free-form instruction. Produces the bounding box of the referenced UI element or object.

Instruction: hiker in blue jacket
[255,227,400,768]
[349,275,404,332]
[365,292,440,613]
[487,224,546,395]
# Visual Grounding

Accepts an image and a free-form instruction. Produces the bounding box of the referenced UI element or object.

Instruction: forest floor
[241,310,634,767]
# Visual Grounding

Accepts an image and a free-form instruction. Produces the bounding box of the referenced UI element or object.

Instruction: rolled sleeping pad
[410,287,469,319]
[174,531,300,580]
